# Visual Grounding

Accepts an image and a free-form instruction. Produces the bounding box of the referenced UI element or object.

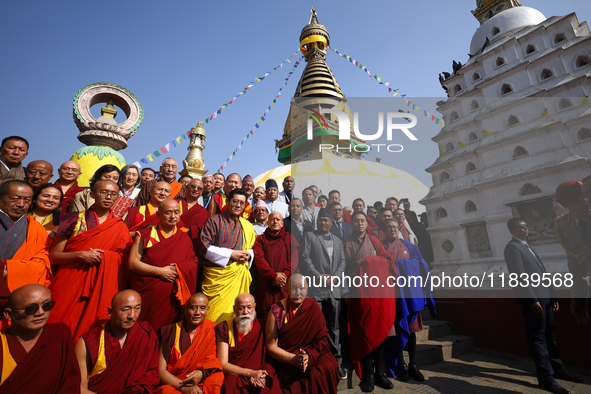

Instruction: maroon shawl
[269,298,339,394]
[131,228,198,331]
[345,235,398,363]
[254,227,297,316]
[55,180,85,216]
[83,320,160,393]
[180,200,210,229]
[216,319,280,393]
[0,323,80,393]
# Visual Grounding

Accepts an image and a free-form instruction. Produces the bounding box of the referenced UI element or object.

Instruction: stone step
[338,334,473,392]
[416,319,453,342]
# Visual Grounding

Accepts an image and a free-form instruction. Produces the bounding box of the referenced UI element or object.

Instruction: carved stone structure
[180,122,208,179]
[71,82,143,186]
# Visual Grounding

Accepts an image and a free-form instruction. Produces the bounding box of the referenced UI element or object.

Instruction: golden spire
[471,0,523,24]
[100,99,117,119]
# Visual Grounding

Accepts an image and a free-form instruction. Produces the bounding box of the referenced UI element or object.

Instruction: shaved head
[91,179,119,192]
[158,199,179,211]
[111,289,141,309]
[188,292,209,306]
[8,284,50,309]
[235,292,255,306]
[152,181,171,193]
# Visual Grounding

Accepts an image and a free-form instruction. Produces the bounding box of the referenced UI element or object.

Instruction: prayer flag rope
[216,56,304,173]
[328,46,444,127]
[132,52,300,168]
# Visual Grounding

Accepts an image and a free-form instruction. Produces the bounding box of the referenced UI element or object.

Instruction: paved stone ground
[338,351,591,393]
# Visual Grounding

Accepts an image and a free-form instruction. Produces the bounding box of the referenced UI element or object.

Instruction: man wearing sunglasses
[0,180,53,306]
[48,180,133,342]
[1,284,80,393]
[504,218,581,394]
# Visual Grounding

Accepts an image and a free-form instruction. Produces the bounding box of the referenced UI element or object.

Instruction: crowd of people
[0,134,588,394]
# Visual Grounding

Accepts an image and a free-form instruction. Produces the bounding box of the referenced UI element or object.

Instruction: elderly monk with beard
[254,212,296,317]
[1,284,80,393]
[127,181,174,233]
[159,293,224,394]
[216,293,281,394]
[49,180,133,341]
[75,290,161,394]
[129,199,198,331]
[265,274,339,394]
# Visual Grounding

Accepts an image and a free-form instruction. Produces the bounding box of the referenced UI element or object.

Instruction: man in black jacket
[504,218,581,394]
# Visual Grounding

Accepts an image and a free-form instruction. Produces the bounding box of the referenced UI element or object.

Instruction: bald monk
[127,180,173,233]
[209,173,253,220]
[216,293,281,394]
[159,293,224,394]
[1,284,80,393]
[48,180,133,341]
[136,158,186,206]
[24,160,53,191]
[75,290,160,394]
[265,274,339,393]
[54,160,84,215]
[254,212,296,317]
[129,199,198,331]
[0,181,53,307]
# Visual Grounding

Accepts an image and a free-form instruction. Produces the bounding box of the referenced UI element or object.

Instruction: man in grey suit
[301,208,347,380]
[330,202,353,240]
[504,218,581,394]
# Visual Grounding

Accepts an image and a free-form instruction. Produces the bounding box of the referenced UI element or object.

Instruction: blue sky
[1,0,588,187]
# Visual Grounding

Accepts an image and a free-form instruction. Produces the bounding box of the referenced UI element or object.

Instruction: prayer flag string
[328,46,444,127]
[132,52,300,168]
[216,56,304,173]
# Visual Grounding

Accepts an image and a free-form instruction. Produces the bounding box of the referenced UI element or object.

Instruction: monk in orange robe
[126,181,173,233]
[159,293,224,394]
[265,274,339,394]
[129,199,198,331]
[208,173,252,220]
[1,284,80,393]
[216,293,281,393]
[75,290,161,393]
[48,180,133,341]
[0,181,53,299]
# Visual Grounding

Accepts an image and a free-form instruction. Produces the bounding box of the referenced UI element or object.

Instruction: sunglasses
[14,301,56,315]
[513,224,528,229]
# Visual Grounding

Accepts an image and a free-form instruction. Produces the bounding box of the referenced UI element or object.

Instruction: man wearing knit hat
[252,200,270,237]
[554,179,591,326]
[264,178,289,219]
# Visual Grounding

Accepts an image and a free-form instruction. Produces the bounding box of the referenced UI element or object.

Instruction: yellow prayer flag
[147,154,154,161]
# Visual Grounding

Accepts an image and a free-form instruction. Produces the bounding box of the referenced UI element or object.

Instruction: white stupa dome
[470,6,546,55]
[254,158,429,213]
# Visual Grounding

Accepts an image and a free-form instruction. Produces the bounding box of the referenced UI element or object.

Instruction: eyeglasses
[98,191,119,198]
[231,200,246,206]
[60,168,79,174]
[14,301,56,315]
[384,226,398,230]
[513,224,528,229]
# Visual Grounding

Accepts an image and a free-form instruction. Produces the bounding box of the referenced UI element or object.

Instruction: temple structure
[275,7,365,164]
[419,0,591,367]
[180,121,208,179]
[71,82,143,186]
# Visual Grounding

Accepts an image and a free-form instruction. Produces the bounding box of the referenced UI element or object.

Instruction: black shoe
[337,364,347,380]
[396,363,410,381]
[554,369,584,383]
[539,379,571,394]
[409,364,425,382]
[359,374,374,392]
[374,373,394,390]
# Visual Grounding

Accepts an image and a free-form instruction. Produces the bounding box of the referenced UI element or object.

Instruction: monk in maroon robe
[54,160,84,215]
[127,181,174,232]
[254,213,297,317]
[1,284,80,393]
[48,180,133,342]
[265,274,339,394]
[129,199,198,331]
[75,289,161,393]
[216,293,281,393]
[344,211,397,391]
[181,178,210,229]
